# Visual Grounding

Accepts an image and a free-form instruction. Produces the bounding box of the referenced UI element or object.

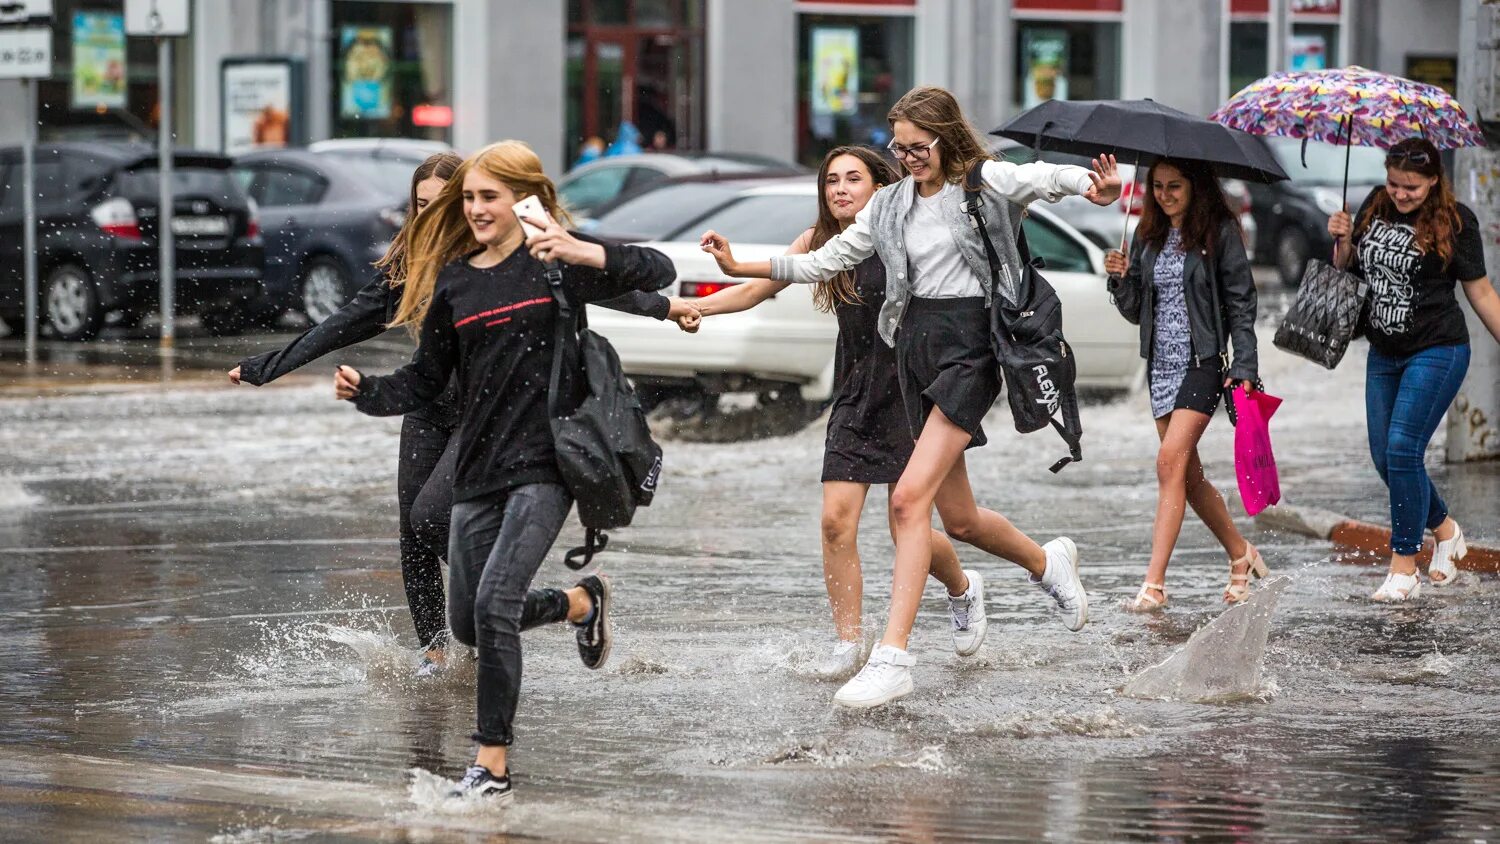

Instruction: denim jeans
[396,412,458,650]
[448,484,574,746]
[1365,344,1470,556]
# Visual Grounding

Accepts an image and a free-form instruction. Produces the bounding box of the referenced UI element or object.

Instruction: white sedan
[586,178,1144,408]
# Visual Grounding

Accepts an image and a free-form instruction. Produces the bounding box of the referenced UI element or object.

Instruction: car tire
[200,307,249,337]
[1276,227,1311,288]
[300,256,354,325]
[43,263,104,341]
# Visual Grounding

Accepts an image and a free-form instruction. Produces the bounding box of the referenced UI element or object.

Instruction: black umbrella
[994,98,1289,184]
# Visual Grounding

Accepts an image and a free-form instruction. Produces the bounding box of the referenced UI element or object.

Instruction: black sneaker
[448,765,513,803]
[573,575,612,670]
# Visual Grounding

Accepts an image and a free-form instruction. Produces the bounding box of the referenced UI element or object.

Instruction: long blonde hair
[389,140,575,332]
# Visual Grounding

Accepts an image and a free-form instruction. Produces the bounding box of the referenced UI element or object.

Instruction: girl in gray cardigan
[702,86,1120,710]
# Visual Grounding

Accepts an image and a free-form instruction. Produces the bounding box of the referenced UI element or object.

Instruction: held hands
[699,230,739,276]
[521,217,607,268]
[1327,210,1352,240]
[1103,249,1128,278]
[1083,154,1122,207]
[334,365,362,400]
[668,296,702,333]
[227,366,242,385]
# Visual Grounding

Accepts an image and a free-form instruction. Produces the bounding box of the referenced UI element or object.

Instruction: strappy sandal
[1124,582,1168,613]
[1223,543,1269,604]
[1428,522,1466,587]
[1371,570,1422,602]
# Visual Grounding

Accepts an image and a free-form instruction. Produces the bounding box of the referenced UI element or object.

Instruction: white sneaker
[946,570,988,656]
[1032,537,1088,632]
[811,639,862,681]
[833,644,915,709]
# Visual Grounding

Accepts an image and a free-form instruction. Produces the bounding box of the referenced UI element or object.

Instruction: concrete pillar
[1447,0,1500,461]
[453,0,565,173]
[914,0,954,90]
[706,0,795,161]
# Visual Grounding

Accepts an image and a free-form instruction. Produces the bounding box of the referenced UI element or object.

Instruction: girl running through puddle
[332,141,677,801]
[683,145,976,680]
[701,87,1120,708]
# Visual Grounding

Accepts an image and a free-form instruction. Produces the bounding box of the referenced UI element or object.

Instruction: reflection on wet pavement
[2,323,1498,842]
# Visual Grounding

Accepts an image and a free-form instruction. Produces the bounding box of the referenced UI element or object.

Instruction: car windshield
[115,167,242,201]
[315,153,417,197]
[587,182,743,241]
[1268,138,1389,186]
[663,193,816,244]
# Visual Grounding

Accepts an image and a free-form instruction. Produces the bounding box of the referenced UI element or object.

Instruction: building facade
[0,0,1465,173]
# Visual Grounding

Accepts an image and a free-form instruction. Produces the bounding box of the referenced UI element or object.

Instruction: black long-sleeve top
[350,234,675,502]
[236,267,672,428]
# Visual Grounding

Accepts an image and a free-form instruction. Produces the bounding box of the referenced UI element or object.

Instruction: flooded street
[2,309,1499,842]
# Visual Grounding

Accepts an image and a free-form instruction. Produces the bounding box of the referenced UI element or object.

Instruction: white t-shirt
[905,182,984,298]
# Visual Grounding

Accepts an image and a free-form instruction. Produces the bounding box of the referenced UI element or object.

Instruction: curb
[1254,504,1499,574]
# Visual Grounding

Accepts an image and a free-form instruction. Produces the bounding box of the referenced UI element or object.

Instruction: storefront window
[1012,21,1121,109]
[566,0,705,168]
[35,0,168,142]
[795,14,914,168]
[329,1,453,143]
[1228,21,1269,95]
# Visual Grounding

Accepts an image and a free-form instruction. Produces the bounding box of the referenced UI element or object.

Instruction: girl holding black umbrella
[1103,159,1264,612]
[701,86,1120,709]
[1327,137,1500,601]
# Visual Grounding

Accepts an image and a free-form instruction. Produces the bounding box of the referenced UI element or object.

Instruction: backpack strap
[564,527,609,571]
[545,263,574,422]
[961,162,1004,287]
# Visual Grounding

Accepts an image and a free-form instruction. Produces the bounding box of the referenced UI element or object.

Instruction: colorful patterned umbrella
[1210,66,1485,150]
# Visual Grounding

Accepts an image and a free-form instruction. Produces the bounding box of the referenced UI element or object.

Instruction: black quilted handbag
[1273,258,1368,369]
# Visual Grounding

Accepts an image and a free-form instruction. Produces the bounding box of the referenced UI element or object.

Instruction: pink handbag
[1232,387,1282,517]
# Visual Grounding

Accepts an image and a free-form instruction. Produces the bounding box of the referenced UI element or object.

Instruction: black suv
[0,142,263,340]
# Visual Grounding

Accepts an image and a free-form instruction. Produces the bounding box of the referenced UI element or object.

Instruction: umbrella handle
[1119,152,1140,255]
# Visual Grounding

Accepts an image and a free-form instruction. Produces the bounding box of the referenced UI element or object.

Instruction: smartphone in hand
[512,195,552,239]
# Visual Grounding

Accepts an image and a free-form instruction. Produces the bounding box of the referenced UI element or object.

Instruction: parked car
[232,148,412,323]
[1246,136,1387,286]
[307,137,454,162]
[992,138,1257,255]
[558,152,807,219]
[584,177,1144,416]
[0,142,263,340]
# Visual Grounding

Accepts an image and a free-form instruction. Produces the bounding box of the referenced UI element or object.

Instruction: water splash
[1122,577,1289,703]
[405,767,512,817]
[968,707,1150,739]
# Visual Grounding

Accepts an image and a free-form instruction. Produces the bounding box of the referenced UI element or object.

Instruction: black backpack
[962,163,1084,473]
[546,267,664,570]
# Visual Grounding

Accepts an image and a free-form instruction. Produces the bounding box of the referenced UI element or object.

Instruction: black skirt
[822,259,913,484]
[895,296,1000,449]
[1151,359,1224,418]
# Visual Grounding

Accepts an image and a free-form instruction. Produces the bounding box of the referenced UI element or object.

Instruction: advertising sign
[810,26,859,117]
[1288,33,1326,71]
[223,59,295,154]
[71,11,126,109]
[339,25,392,119]
[1022,28,1068,108]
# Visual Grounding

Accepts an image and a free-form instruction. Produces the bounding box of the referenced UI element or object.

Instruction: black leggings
[396,412,459,650]
[448,484,575,746]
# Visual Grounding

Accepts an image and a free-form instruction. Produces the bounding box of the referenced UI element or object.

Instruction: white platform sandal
[1371,570,1422,602]
[1223,543,1269,604]
[1124,582,1168,613]
[1428,522,1466,587]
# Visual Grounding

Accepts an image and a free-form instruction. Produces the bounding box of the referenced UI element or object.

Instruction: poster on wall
[1288,34,1327,71]
[71,11,126,109]
[1022,29,1068,109]
[810,26,860,117]
[223,59,296,155]
[1406,55,1457,95]
[339,25,392,119]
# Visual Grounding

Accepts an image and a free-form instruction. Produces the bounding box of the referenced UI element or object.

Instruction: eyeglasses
[1386,148,1432,166]
[887,137,940,161]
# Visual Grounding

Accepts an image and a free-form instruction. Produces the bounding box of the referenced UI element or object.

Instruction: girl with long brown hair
[701,86,1121,709]
[332,141,677,803]
[1102,158,1264,612]
[685,145,974,680]
[1328,137,1500,601]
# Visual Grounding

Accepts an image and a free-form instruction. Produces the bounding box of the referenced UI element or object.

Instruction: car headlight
[1313,188,1345,216]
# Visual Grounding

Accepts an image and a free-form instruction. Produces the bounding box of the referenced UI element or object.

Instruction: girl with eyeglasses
[701,86,1121,708]
[1328,136,1500,601]
[683,145,973,681]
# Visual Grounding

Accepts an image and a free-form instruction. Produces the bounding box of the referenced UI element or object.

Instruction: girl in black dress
[687,146,971,680]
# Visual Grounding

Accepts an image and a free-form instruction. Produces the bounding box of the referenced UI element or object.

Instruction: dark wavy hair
[1135,157,1239,256]
[374,151,464,287]
[809,145,900,312]
[886,86,995,186]
[1354,137,1462,266]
